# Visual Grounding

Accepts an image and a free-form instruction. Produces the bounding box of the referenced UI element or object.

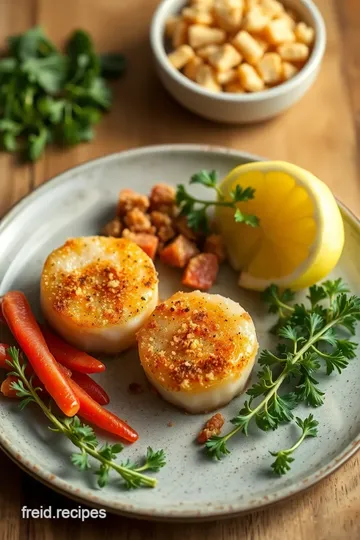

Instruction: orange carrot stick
[1,292,79,417]
[66,377,138,443]
[1,342,107,406]
[71,372,110,406]
[40,326,106,374]
[0,334,135,440]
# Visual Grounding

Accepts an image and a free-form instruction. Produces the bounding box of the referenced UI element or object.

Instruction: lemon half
[216,161,344,291]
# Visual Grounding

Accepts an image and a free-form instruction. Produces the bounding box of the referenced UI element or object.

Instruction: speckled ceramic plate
[0,145,359,522]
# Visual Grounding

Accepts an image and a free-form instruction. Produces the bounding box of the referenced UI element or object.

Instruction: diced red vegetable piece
[182,253,219,290]
[160,235,199,268]
[122,230,159,260]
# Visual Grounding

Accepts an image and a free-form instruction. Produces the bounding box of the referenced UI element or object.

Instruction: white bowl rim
[150,0,327,102]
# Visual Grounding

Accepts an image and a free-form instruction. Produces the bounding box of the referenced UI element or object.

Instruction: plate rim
[0,143,359,521]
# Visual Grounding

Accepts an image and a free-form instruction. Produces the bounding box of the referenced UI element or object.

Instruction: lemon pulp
[216,161,344,291]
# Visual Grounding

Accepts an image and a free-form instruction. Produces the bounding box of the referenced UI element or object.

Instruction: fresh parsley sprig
[0,26,126,161]
[175,169,259,234]
[6,347,166,489]
[203,279,360,474]
[270,415,319,475]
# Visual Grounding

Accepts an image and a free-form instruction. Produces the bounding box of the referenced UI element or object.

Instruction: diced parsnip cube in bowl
[244,0,260,11]
[232,31,264,64]
[213,0,244,32]
[261,0,284,18]
[216,68,238,85]
[238,63,265,91]
[255,37,270,54]
[188,25,226,48]
[295,22,315,45]
[282,61,299,80]
[183,56,204,80]
[208,44,242,71]
[172,20,189,48]
[278,42,310,62]
[275,12,296,30]
[195,64,222,91]
[182,6,214,25]
[264,19,295,45]
[197,44,221,59]
[168,45,195,69]
[256,52,282,85]
[152,0,323,122]
[224,81,245,93]
[243,7,270,32]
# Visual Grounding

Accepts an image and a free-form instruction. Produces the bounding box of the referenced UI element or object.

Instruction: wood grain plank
[0,0,35,218]
[0,453,22,540]
[336,0,360,172]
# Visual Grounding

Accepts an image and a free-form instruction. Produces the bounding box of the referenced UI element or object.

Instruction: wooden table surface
[0,0,359,538]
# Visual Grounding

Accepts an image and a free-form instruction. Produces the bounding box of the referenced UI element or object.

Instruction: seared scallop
[137,291,258,413]
[41,236,158,354]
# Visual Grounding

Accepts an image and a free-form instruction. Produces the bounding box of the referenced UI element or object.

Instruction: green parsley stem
[276,299,295,319]
[76,443,157,487]
[222,316,343,443]
[181,192,238,209]
[282,427,308,456]
[13,355,157,488]
[311,345,333,359]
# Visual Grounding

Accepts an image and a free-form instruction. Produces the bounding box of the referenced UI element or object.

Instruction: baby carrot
[71,372,110,406]
[66,377,138,443]
[40,327,106,374]
[1,291,79,417]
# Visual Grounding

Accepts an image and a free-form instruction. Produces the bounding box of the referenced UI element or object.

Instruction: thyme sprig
[204,279,360,472]
[6,347,166,489]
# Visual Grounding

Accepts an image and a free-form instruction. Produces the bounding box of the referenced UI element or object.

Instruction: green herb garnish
[204,278,360,473]
[175,169,259,234]
[0,26,126,161]
[270,414,318,475]
[6,347,165,489]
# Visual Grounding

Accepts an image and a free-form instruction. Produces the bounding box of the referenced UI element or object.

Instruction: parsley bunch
[204,278,360,474]
[0,26,126,161]
[176,169,259,234]
[6,347,166,489]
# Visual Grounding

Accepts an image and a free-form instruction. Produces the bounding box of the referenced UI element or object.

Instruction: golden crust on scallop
[41,237,158,329]
[137,291,258,393]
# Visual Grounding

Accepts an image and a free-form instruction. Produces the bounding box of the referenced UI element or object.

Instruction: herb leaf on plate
[176,169,259,234]
[6,347,166,489]
[203,278,360,474]
[270,415,319,475]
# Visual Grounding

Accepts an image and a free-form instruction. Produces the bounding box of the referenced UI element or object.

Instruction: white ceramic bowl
[150,0,326,123]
